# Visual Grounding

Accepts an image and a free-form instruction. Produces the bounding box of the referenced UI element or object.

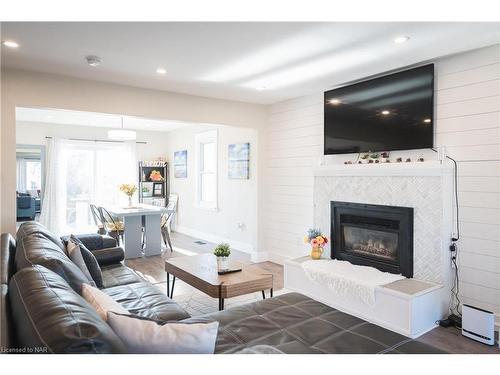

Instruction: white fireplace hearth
[284,161,455,338]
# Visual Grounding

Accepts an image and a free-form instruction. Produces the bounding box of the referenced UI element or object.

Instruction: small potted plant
[304,229,328,260]
[213,243,231,271]
[119,184,137,207]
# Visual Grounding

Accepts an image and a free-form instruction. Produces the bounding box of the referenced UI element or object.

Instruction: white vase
[217,256,229,271]
[128,196,133,207]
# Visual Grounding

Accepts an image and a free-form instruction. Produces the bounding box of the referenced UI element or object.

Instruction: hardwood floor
[127,231,499,354]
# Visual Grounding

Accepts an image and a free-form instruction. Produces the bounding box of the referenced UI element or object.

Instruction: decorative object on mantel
[119,184,137,207]
[417,155,425,162]
[213,243,231,271]
[406,158,412,163]
[396,157,403,163]
[173,150,188,178]
[304,228,328,260]
[380,151,390,163]
[228,143,250,179]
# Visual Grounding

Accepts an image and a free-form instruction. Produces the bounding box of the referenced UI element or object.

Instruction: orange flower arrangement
[304,228,328,260]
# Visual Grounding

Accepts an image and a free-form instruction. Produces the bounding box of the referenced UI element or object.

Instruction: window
[195,130,218,210]
[16,157,42,193]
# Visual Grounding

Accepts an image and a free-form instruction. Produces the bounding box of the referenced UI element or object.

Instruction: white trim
[314,160,454,177]
[175,225,254,254]
[194,129,218,211]
[250,251,269,263]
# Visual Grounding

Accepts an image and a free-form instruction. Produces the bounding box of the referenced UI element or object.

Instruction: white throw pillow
[81,283,129,321]
[107,312,219,354]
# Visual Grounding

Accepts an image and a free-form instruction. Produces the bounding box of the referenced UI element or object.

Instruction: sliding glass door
[40,138,136,234]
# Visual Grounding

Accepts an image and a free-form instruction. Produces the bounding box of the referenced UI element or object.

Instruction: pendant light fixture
[108,116,137,141]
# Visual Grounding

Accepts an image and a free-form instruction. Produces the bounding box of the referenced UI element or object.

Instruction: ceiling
[16,107,197,132]
[2,22,499,104]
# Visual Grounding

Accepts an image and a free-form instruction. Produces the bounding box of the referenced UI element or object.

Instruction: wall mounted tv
[324,64,434,155]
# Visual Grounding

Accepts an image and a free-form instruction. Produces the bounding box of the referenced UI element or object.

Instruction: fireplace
[331,201,414,277]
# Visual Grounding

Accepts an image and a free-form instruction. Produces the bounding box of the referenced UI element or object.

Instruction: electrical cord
[431,148,461,316]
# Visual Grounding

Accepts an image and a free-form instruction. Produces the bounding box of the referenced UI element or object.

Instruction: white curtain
[40,138,137,235]
[39,138,68,235]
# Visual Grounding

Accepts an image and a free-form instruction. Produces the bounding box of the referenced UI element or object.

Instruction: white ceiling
[2,22,499,104]
[16,107,197,132]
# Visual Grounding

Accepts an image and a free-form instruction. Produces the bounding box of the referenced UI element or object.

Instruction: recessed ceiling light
[156,67,167,75]
[328,98,341,105]
[394,36,410,44]
[381,110,391,115]
[424,118,432,123]
[256,86,267,91]
[86,55,102,67]
[2,40,19,48]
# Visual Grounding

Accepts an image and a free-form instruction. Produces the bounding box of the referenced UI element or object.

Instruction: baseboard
[267,251,299,266]
[175,225,254,254]
[251,251,269,263]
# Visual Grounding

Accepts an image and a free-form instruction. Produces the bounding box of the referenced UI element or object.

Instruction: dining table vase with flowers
[304,228,328,260]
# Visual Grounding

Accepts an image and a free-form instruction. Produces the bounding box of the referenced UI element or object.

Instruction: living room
[1,1,500,372]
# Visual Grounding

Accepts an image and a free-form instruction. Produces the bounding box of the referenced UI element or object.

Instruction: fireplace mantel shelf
[314,161,453,177]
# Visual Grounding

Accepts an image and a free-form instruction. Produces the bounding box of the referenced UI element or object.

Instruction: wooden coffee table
[165,254,273,310]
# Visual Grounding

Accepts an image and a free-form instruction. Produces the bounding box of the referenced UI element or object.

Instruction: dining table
[104,203,167,259]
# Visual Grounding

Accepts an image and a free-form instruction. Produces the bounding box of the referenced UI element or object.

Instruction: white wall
[16,121,174,162]
[263,44,500,320]
[165,125,258,257]
[1,68,267,235]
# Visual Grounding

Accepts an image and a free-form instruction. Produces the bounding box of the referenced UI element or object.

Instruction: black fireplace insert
[330,201,413,277]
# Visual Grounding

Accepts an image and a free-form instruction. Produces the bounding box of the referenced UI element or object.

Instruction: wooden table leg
[270,288,273,298]
[262,290,266,299]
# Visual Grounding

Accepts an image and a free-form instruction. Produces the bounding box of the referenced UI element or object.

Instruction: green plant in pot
[214,243,231,271]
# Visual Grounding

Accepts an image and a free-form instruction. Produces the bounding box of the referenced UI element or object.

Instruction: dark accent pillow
[70,235,104,288]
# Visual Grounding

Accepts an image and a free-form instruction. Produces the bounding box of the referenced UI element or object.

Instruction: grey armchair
[17,196,36,220]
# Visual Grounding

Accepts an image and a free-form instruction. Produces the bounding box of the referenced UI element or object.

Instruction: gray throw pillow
[70,235,103,288]
[66,240,96,287]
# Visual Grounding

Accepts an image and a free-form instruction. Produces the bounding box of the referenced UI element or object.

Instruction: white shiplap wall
[263,44,500,318]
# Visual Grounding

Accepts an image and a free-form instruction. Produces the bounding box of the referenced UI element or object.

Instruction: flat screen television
[324,64,434,155]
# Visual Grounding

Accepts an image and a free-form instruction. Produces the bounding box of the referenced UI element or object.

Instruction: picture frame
[228,143,250,179]
[174,150,188,178]
[152,182,164,197]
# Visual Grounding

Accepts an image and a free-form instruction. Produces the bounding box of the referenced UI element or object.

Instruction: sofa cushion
[92,247,125,267]
[15,233,90,294]
[206,292,446,354]
[104,282,190,322]
[101,264,143,288]
[16,221,65,251]
[9,265,126,353]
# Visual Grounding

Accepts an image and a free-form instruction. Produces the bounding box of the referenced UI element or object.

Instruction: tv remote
[217,268,242,275]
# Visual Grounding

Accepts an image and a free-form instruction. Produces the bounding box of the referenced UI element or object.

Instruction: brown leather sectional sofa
[0,222,445,354]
